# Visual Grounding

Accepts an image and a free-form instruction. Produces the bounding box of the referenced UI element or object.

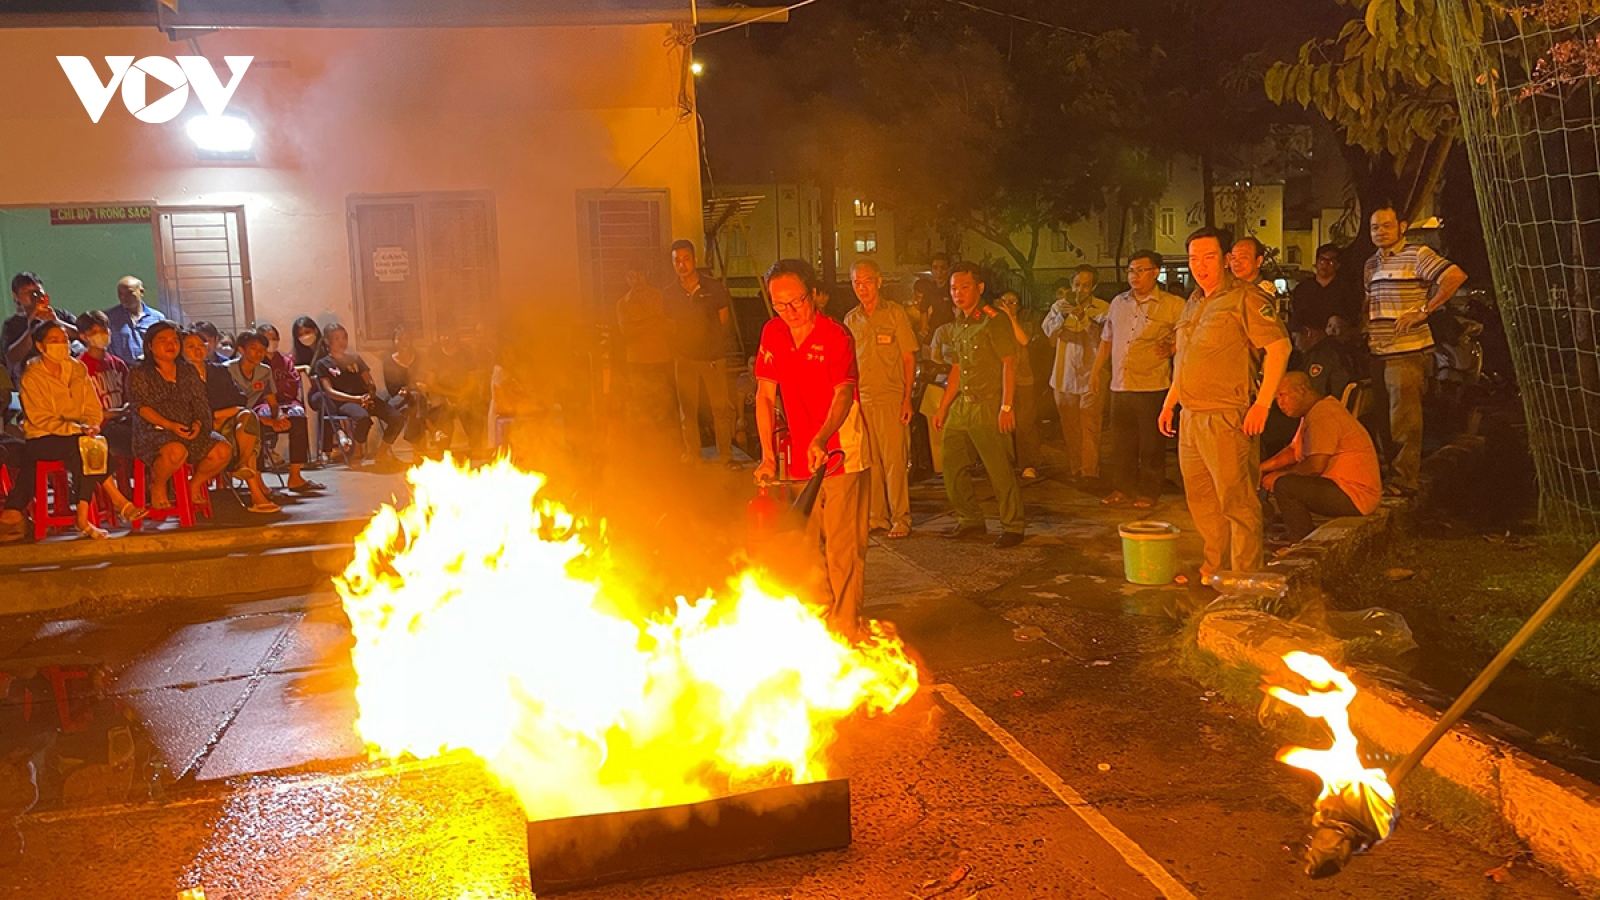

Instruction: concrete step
[1,542,357,616]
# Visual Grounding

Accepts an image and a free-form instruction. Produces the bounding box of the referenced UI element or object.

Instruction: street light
[185,113,255,156]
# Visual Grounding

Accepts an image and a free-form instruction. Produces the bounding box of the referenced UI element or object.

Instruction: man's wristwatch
[1000,404,1013,413]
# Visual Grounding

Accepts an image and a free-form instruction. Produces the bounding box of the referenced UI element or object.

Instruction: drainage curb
[1197,609,1600,893]
[1195,431,1600,893]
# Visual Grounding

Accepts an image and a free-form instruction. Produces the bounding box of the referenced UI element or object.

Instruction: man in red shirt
[754,258,871,639]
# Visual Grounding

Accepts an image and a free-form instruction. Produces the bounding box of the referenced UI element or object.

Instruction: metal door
[153,206,254,332]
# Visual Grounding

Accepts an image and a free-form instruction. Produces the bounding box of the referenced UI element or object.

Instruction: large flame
[1269,652,1397,841]
[335,456,919,820]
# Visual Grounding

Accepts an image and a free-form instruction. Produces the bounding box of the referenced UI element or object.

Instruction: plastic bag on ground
[1325,607,1419,657]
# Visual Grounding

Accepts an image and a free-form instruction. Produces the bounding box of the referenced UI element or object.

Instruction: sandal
[232,466,259,481]
[287,480,326,493]
[76,523,109,540]
[886,525,911,539]
[1100,491,1129,507]
[118,502,148,524]
[247,501,282,515]
[1131,497,1156,510]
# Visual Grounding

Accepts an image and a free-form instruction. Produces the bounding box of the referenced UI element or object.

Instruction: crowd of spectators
[0,270,507,544]
[619,201,1463,575]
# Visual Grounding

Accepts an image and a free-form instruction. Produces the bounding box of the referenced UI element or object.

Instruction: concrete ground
[0,448,1586,899]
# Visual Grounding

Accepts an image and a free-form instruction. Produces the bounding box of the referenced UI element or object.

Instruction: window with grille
[1051,229,1068,253]
[854,199,876,219]
[1160,207,1176,238]
[577,190,669,322]
[347,192,497,342]
[854,230,878,254]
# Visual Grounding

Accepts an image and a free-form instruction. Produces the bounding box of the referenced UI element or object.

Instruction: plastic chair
[132,460,212,529]
[32,459,104,540]
[1340,379,1372,419]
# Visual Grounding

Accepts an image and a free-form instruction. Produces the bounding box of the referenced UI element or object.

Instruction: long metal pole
[1390,538,1600,785]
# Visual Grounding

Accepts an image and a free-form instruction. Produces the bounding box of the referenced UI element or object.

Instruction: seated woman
[128,322,234,512]
[290,315,327,371]
[233,328,322,494]
[182,330,279,514]
[0,321,144,542]
[313,324,404,468]
[381,323,430,453]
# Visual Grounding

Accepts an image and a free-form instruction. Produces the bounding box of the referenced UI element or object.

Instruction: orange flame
[335,456,919,820]
[1269,652,1397,840]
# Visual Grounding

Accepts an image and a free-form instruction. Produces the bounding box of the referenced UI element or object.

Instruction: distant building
[0,2,780,343]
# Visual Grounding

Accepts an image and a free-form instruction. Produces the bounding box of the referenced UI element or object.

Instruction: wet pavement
[0,453,1587,899]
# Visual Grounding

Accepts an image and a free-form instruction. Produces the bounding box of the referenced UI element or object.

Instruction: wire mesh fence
[1442,0,1600,537]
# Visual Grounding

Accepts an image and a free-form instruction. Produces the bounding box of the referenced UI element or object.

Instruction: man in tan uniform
[1162,229,1292,578]
[843,259,918,538]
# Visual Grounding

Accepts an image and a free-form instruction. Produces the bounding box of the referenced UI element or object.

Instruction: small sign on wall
[50,206,153,225]
[372,246,409,283]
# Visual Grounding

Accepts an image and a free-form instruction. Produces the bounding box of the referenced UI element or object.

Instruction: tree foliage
[1263,0,1496,219]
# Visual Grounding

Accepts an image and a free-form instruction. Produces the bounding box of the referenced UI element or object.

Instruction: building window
[854,199,875,219]
[576,189,668,323]
[1287,245,1302,265]
[854,230,878,254]
[1051,229,1068,253]
[348,192,498,342]
[1159,207,1176,239]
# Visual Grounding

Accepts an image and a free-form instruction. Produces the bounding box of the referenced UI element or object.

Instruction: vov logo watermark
[57,56,253,123]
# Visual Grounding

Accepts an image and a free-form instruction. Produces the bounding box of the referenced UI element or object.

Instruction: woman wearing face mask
[290,316,327,369]
[0,321,145,541]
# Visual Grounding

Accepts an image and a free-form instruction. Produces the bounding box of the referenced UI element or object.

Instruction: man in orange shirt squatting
[1261,371,1382,543]
[753,258,871,639]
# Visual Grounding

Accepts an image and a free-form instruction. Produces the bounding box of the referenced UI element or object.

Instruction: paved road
[0,461,1583,899]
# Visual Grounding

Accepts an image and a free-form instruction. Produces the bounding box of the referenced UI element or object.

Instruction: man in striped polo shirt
[1363,205,1468,495]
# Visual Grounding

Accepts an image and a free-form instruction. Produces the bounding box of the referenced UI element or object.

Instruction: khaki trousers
[675,357,733,461]
[861,401,911,531]
[1178,408,1263,577]
[803,469,870,639]
[1383,352,1428,490]
[1054,388,1104,478]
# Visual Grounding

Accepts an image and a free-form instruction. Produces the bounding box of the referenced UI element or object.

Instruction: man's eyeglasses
[1127,267,1158,276]
[23,289,44,300]
[772,298,809,311]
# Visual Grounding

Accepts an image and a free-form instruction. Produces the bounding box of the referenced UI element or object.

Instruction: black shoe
[994,531,1024,549]
[944,524,985,540]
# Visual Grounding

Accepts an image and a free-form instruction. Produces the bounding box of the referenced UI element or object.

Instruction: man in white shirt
[1041,266,1109,482]
[1091,251,1185,508]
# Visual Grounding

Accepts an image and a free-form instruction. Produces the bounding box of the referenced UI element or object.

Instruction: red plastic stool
[133,460,212,529]
[33,459,100,540]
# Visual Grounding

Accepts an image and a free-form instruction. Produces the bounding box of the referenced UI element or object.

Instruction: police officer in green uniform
[1161,229,1292,578]
[932,262,1025,548]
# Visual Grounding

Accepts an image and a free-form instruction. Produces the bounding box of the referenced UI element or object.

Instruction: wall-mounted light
[690,60,705,76]
[186,113,256,159]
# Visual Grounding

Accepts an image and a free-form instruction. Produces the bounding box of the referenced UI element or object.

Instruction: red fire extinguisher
[747,485,781,544]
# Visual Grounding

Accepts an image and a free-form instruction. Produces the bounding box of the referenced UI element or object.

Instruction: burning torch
[1278,539,1600,878]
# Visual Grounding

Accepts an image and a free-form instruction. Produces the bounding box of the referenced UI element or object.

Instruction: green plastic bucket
[1119,521,1180,585]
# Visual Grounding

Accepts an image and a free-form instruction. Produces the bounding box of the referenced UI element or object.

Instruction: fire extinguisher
[747,484,782,544]
[746,449,842,546]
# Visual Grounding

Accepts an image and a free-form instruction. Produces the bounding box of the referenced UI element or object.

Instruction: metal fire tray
[526,778,851,894]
